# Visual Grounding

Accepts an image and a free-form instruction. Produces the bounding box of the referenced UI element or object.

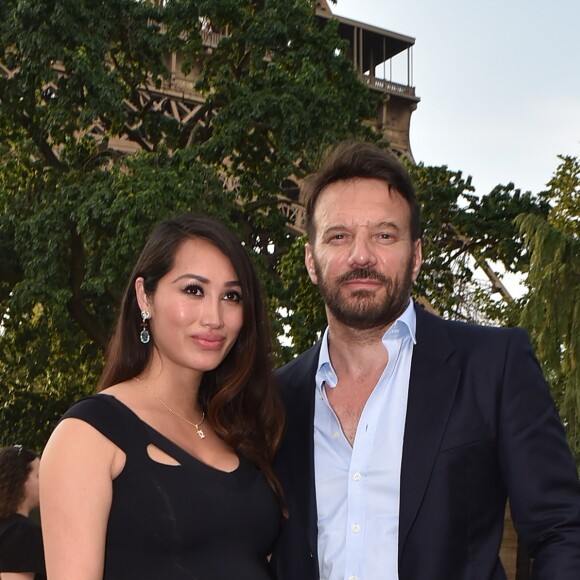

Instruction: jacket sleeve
[498,328,580,578]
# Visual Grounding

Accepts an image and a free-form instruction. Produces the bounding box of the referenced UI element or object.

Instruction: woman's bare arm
[39,418,124,580]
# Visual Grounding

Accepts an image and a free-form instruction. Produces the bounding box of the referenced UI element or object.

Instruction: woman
[0,446,46,580]
[40,213,285,579]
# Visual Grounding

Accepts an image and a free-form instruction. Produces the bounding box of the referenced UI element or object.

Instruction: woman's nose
[199,299,224,328]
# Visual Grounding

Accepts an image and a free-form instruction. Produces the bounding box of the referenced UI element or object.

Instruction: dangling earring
[140,310,151,344]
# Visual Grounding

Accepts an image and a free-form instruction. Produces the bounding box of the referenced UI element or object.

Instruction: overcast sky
[332,0,580,196]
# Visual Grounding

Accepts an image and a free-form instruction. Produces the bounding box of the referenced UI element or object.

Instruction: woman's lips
[191,334,226,349]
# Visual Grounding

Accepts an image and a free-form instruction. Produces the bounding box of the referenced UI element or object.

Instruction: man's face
[305,177,422,330]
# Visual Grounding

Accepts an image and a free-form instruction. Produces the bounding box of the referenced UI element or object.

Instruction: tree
[0,0,375,448]
[516,155,580,462]
[2,1,568,460]
[410,164,549,323]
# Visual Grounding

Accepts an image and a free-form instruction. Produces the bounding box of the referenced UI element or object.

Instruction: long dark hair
[99,213,285,505]
[0,446,38,518]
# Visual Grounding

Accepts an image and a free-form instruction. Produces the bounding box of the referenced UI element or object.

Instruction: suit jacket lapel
[279,343,320,558]
[398,306,461,555]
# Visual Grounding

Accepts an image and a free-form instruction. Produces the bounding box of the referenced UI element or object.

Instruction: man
[272,141,580,579]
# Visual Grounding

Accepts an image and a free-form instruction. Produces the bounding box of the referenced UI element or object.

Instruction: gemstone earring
[140,310,151,344]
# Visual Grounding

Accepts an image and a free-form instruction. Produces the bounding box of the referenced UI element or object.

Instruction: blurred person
[272,141,580,579]
[0,445,46,580]
[40,213,284,580]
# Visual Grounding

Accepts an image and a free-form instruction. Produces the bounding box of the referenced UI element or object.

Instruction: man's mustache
[336,268,389,284]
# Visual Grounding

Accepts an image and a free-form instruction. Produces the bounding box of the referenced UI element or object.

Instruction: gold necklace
[132,377,206,439]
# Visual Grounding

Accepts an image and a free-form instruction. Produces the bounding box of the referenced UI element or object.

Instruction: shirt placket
[344,330,403,580]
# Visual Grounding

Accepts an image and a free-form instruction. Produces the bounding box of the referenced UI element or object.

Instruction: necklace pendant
[197,428,206,439]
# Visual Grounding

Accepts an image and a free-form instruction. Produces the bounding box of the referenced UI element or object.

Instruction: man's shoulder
[276,342,321,385]
[415,304,530,349]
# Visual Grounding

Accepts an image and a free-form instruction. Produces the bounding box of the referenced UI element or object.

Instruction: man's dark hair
[302,141,421,241]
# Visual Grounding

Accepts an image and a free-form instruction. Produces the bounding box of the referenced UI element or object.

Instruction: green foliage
[543,155,580,237]
[517,155,580,462]
[3,1,574,465]
[275,234,326,363]
[408,163,547,323]
[0,0,374,447]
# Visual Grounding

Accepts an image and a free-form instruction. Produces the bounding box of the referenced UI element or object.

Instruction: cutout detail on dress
[147,443,181,466]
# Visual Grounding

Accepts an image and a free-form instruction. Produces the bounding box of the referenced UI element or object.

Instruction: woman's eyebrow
[172,273,241,287]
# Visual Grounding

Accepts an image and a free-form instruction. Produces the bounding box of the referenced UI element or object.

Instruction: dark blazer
[272,305,580,579]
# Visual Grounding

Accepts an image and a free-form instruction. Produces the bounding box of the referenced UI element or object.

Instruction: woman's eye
[223,290,242,302]
[184,284,204,296]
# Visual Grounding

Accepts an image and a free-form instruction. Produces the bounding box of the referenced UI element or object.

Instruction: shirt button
[349,576,358,580]
[332,431,340,440]
[353,472,362,481]
[351,523,360,533]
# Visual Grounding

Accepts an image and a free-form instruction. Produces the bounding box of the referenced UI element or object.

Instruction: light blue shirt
[314,300,416,580]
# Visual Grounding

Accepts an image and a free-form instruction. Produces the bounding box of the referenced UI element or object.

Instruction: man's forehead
[318,176,398,196]
[321,217,400,230]
[316,182,407,215]
[316,179,403,208]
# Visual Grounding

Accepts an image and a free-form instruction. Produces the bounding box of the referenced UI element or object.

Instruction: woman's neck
[16,501,31,517]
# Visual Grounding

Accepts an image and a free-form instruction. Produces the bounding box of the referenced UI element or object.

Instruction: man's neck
[326,322,390,383]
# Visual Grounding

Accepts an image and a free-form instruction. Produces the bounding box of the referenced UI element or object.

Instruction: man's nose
[348,234,377,268]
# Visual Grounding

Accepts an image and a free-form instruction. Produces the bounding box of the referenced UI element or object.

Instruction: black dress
[0,513,46,579]
[62,394,281,580]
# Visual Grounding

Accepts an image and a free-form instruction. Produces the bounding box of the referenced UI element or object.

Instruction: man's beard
[314,256,415,331]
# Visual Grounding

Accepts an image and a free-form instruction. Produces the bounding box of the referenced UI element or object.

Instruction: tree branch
[67,224,109,349]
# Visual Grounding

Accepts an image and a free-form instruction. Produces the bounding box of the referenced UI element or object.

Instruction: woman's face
[136,238,245,377]
[24,457,40,510]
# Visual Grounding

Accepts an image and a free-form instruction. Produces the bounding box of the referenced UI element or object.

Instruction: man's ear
[411,239,423,282]
[305,243,318,285]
